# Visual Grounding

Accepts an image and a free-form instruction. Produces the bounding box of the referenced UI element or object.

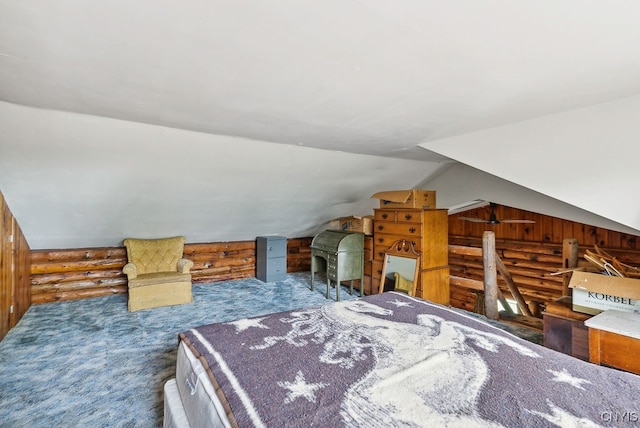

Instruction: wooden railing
[448,236,565,314]
[450,231,541,324]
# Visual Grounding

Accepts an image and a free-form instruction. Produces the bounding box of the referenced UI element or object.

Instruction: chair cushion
[124,236,185,275]
[128,272,192,288]
[128,280,193,311]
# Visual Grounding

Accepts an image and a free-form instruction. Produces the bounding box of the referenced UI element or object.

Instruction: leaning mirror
[378,240,420,296]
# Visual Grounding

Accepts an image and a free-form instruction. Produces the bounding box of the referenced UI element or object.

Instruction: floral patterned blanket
[180,292,640,427]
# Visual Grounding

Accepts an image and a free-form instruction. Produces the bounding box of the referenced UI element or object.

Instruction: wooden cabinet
[256,236,287,282]
[543,297,591,361]
[372,208,449,305]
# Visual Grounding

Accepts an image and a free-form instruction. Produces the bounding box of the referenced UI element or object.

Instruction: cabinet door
[419,267,450,305]
[419,210,449,268]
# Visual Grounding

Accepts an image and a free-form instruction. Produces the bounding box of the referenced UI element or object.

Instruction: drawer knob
[382,213,388,219]
[409,227,416,234]
[378,238,384,243]
[405,214,412,220]
[378,225,384,231]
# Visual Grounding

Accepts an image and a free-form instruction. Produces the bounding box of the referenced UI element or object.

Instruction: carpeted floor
[0,272,542,427]
[0,273,360,427]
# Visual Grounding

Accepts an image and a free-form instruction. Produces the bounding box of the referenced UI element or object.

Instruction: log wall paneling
[11,231,31,326]
[30,238,315,304]
[449,235,567,311]
[0,196,9,339]
[448,204,640,315]
[23,202,640,316]
[286,238,313,273]
[0,191,31,341]
[30,247,129,304]
[0,195,11,340]
[184,241,256,283]
[449,204,640,251]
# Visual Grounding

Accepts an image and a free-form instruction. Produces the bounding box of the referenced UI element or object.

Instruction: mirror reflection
[378,240,420,296]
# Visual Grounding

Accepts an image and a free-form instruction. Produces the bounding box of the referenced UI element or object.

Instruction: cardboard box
[330,215,374,235]
[569,271,640,315]
[371,190,436,209]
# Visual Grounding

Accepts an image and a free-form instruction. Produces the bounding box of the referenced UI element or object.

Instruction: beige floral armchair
[123,236,194,311]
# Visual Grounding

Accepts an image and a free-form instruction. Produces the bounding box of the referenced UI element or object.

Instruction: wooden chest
[585,310,640,375]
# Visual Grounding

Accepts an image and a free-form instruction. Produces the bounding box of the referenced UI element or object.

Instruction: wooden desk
[585,310,640,375]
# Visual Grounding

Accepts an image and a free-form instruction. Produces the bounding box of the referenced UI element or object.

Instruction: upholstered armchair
[123,236,194,312]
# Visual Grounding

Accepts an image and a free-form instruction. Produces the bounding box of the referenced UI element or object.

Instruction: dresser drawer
[374,209,422,224]
[364,260,372,276]
[394,210,422,223]
[372,260,384,284]
[373,234,419,260]
[364,236,374,261]
[374,221,422,237]
[374,210,395,222]
[313,249,337,263]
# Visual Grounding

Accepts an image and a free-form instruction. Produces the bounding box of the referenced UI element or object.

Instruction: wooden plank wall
[0,192,31,341]
[448,204,640,313]
[30,237,313,304]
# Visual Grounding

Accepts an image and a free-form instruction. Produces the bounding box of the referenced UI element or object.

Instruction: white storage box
[569,271,640,315]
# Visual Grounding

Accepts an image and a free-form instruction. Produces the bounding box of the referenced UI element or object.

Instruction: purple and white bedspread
[179,292,640,427]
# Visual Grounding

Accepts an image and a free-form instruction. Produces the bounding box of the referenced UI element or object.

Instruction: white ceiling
[1,1,640,248]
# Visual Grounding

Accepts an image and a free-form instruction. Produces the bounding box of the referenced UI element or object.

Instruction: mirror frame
[378,239,421,296]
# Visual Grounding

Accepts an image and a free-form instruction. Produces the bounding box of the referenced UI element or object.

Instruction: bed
[164,292,640,427]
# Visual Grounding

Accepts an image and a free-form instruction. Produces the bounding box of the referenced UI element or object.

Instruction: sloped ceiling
[1,1,640,249]
[420,95,640,235]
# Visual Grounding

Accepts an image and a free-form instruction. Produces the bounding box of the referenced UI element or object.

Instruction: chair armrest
[177,258,194,274]
[123,263,138,280]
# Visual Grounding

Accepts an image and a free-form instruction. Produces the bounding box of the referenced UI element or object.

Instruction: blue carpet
[0,272,359,428]
[0,272,541,427]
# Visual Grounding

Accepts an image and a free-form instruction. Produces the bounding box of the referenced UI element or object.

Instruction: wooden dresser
[372,208,449,304]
